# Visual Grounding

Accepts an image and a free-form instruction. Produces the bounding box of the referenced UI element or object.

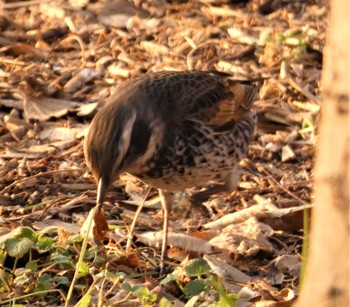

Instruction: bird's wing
[110,71,258,128]
[179,72,258,127]
[136,71,257,127]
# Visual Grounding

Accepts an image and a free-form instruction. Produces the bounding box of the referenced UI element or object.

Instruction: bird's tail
[230,82,258,121]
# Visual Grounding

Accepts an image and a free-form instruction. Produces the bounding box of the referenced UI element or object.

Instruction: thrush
[84,71,258,270]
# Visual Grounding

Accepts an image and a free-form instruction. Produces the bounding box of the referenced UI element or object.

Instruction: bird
[83,70,258,271]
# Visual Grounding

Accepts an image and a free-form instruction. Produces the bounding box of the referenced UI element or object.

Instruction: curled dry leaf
[204,197,312,231]
[33,220,80,232]
[37,124,87,141]
[203,202,277,230]
[63,68,100,94]
[76,102,98,117]
[80,205,110,245]
[88,0,150,28]
[137,231,213,254]
[281,145,296,162]
[203,254,251,283]
[209,217,274,257]
[112,252,140,268]
[4,111,28,141]
[1,44,49,61]
[23,95,82,121]
[274,255,300,277]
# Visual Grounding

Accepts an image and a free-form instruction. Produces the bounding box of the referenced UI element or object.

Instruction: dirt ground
[0,0,326,306]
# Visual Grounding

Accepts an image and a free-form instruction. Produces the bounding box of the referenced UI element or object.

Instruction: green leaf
[160,274,177,285]
[185,258,211,277]
[84,248,97,260]
[39,273,52,285]
[183,279,207,298]
[77,261,89,278]
[78,293,92,307]
[136,287,157,304]
[13,227,37,242]
[149,293,157,303]
[121,282,132,292]
[25,260,38,272]
[0,249,6,265]
[213,293,238,307]
[53,276,70,286]
[105,270,125,280]
[137,287,150,296]
[51,253,72,265]
[131,284,141,292]
[148,293,157,303]
[211,277,239,307]
[36,236,54,251]
[5,237,35,258]
[159,297,172,307]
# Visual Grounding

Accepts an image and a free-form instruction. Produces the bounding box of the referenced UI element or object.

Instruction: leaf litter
[0,0,325,306]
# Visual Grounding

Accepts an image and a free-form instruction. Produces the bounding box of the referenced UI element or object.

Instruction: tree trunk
[295,0,349,306]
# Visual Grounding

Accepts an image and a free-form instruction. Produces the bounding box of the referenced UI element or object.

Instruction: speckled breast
[130,112,257,191]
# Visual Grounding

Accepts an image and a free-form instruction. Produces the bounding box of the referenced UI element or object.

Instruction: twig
[2,0,51,9]
[125,186,152,253]
[0,169,85,195]
[259,166,310,206]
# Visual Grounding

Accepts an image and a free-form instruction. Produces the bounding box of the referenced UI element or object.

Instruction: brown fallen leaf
[274,255,300,277]
[112,252,140,268]
[92,205,110,243]
[80,205,110,245]
[1,43,49,60]
[137,231,213,254]
[203,254,251,283]
[37,125,87,141]
[23,95,82,121]
[63,68,100,93]
[203,199,312,231]
[209,217,274,258]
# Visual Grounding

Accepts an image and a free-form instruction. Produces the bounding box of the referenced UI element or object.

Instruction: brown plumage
[84,71,258,270]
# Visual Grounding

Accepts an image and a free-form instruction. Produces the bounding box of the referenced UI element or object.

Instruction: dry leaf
[63,68,100,93]
[137,231,213,254]
[23,95,81,121]
[80,205,110,245]
[209,217,274,257]
[274,255,300,277]
[203,254,251,283]
[37,125,86,141]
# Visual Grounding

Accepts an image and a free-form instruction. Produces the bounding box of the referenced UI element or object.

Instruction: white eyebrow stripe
[113,110,137,174]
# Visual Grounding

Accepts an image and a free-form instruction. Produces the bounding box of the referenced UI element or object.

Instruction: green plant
[0,226,94,305]
[161,258,238,307]
[120,282,157,306]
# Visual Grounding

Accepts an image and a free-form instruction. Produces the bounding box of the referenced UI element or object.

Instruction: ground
[0,1,326,306]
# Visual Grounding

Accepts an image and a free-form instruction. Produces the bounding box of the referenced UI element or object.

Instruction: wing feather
[109,71,258,128]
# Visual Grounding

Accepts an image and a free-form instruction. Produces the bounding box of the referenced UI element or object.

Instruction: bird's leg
[223,165,241,192]
[158,189,171,274]
[126,186,151,254]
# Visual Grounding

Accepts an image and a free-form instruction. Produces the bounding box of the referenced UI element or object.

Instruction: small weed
[121,283,157,306]
[161,258,239,307]
[0,226,100,305]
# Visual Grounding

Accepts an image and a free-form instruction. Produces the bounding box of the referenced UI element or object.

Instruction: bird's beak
[97,177,107,206]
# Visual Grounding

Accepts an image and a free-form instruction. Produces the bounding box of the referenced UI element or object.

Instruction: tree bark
[295,0,349,306]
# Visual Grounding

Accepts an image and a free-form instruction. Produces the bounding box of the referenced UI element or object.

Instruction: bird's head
[84,98,160,204]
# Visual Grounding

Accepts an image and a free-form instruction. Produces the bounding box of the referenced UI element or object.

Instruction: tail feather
[231,83,257,121]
